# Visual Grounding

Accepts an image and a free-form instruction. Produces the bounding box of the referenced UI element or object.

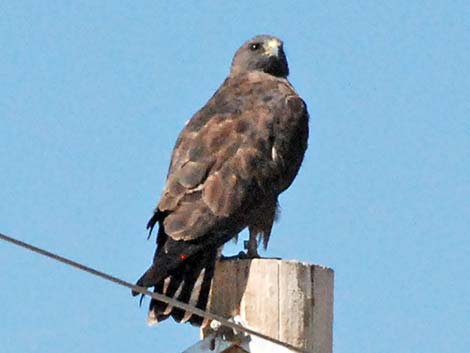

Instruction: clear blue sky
[1,1,469,352]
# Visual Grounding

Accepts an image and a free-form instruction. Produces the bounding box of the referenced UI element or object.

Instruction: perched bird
[133,34,309,326]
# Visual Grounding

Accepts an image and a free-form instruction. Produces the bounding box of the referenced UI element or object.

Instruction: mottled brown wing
[155,72,308,242]
[158,117,247,240]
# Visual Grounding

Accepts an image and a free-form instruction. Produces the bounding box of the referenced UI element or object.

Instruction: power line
[0,232,311,353]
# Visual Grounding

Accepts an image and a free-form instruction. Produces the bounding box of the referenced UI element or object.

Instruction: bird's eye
[250,43,261,51]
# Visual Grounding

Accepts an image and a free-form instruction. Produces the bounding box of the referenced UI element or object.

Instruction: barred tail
[133,210,226,326]
[146,246,218,326]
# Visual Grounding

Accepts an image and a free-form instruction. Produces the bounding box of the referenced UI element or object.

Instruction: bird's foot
[220,252,281,261]
[220,251,260,261]
[219,253,243,261]
[245,249,260,259]
[243,239,261,258]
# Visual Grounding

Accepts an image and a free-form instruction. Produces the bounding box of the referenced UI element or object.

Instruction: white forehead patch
[267,39,281,48]
[265,39,280,56]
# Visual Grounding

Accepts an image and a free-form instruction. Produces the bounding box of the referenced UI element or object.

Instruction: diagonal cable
[0,232,311,353]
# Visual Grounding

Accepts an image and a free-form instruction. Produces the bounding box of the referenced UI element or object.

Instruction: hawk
[133,35,309,326]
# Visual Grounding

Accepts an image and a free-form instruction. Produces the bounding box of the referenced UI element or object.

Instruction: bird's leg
[245,229,260,258]
[220,230,260,260]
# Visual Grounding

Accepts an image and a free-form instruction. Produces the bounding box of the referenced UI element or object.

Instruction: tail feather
[134,236,203,293]
[147,275,181,325]
[150,279,165,312]
[146,246,218,325]
[189,254,216,326]
[171,262,203,322]
[135,210,226,326]
[147,284,170,325]
[155,271,184,318]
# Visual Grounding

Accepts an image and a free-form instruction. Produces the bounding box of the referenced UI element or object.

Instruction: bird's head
[230,35,289,78]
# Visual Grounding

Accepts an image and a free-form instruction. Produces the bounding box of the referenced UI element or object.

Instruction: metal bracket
[182,316,296,353]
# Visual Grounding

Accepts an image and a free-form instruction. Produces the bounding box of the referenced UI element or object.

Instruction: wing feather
[155,72,307,243]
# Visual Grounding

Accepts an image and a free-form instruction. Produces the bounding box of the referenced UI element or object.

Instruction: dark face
[230,35,289,78]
